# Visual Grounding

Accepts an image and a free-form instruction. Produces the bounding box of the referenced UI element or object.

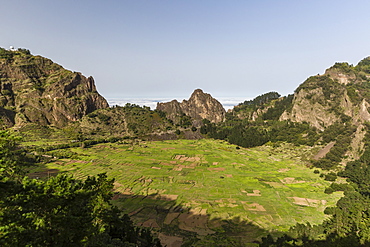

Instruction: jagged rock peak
[156,89,226,126]
[0,47,109,127]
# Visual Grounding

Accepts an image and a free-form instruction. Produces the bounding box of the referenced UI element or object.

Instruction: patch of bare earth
[164,212,180,225]
[158,233,183,247]
[313,141,335,160]
[288,197,324,207]
[159,194,179,201]
[241,202,266,211]
[207,167,225,172]
[281,177,305,184]
[27,169,59,178]
[141,219,160,228]
[241,189,261,196]
[278,168,290,172]
[178,208,215,235]
[65,160,88,165]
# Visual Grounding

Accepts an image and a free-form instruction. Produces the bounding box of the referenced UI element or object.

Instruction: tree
[0,130,161,247]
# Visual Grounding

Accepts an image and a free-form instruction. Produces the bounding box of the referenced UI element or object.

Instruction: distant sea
[107,97,248,111]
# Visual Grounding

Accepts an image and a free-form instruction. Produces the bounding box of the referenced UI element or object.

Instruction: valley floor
[30,139,342,246]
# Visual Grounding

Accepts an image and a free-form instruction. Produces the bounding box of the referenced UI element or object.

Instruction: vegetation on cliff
[0,47,108,128]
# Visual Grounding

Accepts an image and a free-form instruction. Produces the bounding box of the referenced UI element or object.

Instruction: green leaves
[0,173,115,246]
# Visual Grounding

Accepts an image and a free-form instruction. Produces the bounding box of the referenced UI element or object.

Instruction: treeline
[201,119,319,148]
[0,130,161,247]
[238,91,281,108]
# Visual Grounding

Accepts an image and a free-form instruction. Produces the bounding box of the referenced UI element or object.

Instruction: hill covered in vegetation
[2,47,370,246]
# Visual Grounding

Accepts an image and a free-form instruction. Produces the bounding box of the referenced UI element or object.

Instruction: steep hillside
[0,47,108,128]
[280,58,370,130]
[156,89,226,127]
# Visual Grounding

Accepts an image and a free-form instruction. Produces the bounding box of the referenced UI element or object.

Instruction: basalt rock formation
[156,89,226,127]
[0,48,108,128]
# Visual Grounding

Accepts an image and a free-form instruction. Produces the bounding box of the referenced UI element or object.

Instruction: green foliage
[266,125,370,246]
[356,56,370,74]
[331,62,354,73]
[239,91,281,108]
[0,130,161,246]
[262,94,294,120]
[295,75,339,99]
[0,130,33,181]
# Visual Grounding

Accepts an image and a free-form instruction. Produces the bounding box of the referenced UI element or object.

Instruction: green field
[32,139,342,245]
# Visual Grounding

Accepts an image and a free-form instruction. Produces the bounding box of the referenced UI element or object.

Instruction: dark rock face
[0,49,108,127]
[156,89,226,126]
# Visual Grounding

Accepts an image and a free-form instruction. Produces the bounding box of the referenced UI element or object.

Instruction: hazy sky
[2,1,370,99]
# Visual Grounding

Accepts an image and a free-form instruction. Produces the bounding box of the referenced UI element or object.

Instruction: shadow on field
[112,193,271,247]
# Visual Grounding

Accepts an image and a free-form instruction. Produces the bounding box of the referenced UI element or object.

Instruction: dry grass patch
[241,202,266,211]
[281,177,305,184]
[288,197,325,207]
[207,167,225,172]
[164,212,180,225]
[141,219,160,228]
[158,233,183,247]
[278,168,290,172]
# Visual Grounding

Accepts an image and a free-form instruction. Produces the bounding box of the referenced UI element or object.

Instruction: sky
[1,1,370,100]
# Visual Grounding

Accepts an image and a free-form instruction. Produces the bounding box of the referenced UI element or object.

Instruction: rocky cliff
[156,89,226,127]
[280,58,370,130]
[0,48,108,127]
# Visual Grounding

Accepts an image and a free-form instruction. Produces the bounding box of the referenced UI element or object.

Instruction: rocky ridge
[0,48,108,127]
[156,89,226,127]
[280,58,370,130]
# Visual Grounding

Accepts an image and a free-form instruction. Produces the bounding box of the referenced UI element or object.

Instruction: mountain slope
[156,89,226,127]
[0,47,108,128]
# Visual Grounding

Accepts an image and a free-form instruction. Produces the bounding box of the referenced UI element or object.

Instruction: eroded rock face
[156,89,226,126]
[0,49,108,127]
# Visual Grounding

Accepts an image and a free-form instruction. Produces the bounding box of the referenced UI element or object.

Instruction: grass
[33,139,343,244]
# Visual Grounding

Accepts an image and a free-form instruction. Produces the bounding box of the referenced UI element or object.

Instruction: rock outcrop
[0,48,108,127]
[280,59,370,130]
[156,89,226,127]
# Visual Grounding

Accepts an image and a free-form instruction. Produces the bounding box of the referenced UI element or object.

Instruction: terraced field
[33,139,343,246]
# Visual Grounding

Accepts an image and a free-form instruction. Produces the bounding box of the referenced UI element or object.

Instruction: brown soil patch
[174,155,201,162]
[141,219,160,228]
[288,197,323,207]
[225,174,233,178]
[164,212,180,225]
[313,141,336,160]
[278,168,290,172]
[207,167,225,172]
[173,163,197,171]
[151,166,161,169]
[213,162,219,165]
[241,202,266,211]
[281,177,305,184]
[129,207,143,216]
[159,194,178,201]
[177,208,215,235]
[242,189,261,196]
[65,160,88,165]
[162,147,176,150]
[158,233,183,247]
[28,169,59,178]
[160,162,172,166]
